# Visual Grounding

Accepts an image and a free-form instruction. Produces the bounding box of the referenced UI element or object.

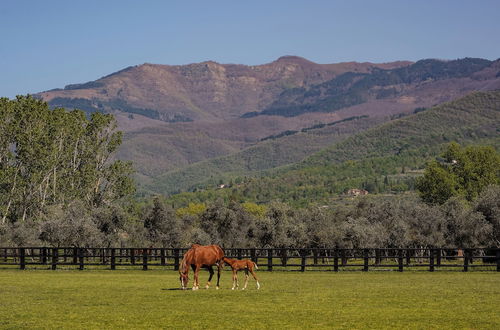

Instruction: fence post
[72,247,78,265]
[313,249,318,265]
[375,249,381,266]
[174,248,180,271]
[429,249,434,272]
[398,249,404,272]
[333,249,339,272]
[463,249,469,272]
[496,249,500,272]
[42,248,47,264]
[250,248,256,263]
[51,248,58,270]
[79,248,84,270]
[130,248,135,266]
[101,248,106,265]
[301,250,306,272]
[406,249,411,266]
[363,249,369,271]
[267,249,273,271]
[281,249,287,267]
[495,249,500,272]
[111,248,116,270]
[142,249,148,271]
[19,248,26,270]
[237,248,242,260]
[160,248,166,266]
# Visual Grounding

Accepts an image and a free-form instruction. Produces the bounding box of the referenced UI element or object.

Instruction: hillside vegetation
[144,115,385,194]
[257,58,493,117]
[152,90,500,206]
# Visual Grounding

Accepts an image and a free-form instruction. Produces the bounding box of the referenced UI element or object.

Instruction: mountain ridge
[34,56,500,184]
[38,57,413,122]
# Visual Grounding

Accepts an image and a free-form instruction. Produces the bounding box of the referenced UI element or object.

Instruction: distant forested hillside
[156,90,500,207]
[257,58,493,117]
[143,115,385,195]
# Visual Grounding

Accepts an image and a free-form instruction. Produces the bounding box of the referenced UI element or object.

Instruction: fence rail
[1,247,499,272]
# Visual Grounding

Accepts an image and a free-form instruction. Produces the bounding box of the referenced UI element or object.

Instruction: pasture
[0,270,499,329]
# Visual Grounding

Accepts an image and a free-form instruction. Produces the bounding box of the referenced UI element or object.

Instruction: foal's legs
[206,266,214,289]
[231,270,239,290]
[242,269,249,290]
[249,268,260,289]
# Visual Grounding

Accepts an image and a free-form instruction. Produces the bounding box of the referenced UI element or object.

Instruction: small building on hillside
[346,188,369,196]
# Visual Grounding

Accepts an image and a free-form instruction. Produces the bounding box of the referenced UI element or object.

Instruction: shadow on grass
[162,288,184,291]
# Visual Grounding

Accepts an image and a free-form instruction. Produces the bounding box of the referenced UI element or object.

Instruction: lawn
[0,270,499,329]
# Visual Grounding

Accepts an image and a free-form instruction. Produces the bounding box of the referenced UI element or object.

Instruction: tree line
[1,186,498,249]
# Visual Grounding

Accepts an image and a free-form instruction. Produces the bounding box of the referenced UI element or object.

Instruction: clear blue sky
[1,0,499,98]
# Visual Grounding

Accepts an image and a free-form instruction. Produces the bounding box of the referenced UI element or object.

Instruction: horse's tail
[253,262,258,270]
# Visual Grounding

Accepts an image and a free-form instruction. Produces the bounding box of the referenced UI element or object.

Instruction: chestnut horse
[179,244,224,290]
[223,257,260,290]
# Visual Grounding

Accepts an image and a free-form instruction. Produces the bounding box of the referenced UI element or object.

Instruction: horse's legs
[193,265,201,290]
[216,263,222,290]
[182,267,190,290]
[231,270,237,290]
[189,264,196,289]
[206,266,214,289]
[250,268,260,289]
[243,269,249,290]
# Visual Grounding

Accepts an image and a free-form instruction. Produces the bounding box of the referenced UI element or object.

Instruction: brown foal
[223,257,260,290]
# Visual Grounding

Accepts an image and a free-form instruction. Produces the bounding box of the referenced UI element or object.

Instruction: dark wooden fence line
[0,247,499,272]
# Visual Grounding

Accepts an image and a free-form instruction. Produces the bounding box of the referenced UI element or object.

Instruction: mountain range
[35,56,500,195]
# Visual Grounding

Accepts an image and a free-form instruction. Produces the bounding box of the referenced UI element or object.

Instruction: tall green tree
[0,95,135,223]
[417,143,500,204]
[143,197,181,247]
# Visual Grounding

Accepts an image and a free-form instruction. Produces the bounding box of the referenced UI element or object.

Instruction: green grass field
[0,270,499,329]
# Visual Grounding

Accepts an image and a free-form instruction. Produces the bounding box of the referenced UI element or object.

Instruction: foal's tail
[253,262,258,270]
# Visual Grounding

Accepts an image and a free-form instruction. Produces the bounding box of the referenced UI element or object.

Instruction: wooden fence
[0,247,499,272]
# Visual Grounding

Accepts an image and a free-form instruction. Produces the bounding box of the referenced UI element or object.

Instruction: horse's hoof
[242,288,246,291]
[216,286,219,290]
[231,287,235,290]
[205,286,209,289]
